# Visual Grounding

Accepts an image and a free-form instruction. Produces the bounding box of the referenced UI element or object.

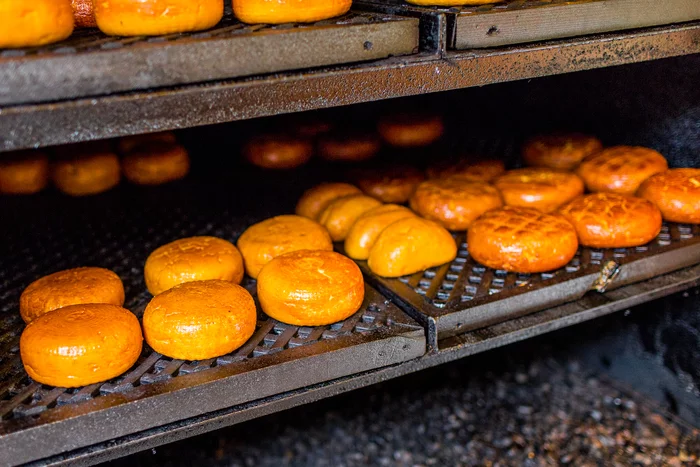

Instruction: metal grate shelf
[35,263,700,467]
[0,180,424,466]
[0,10,419,106]
[354,223,700,341]
[357,0,700,49]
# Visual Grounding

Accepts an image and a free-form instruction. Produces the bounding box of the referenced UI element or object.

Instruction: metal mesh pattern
[0,182,414,424]
[365,223,700,312]
[0,11,399,58]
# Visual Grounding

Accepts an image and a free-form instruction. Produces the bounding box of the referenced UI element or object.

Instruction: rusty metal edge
[0,285,425,466]
[453,0,700,49]
[32,263,700,467]
[0,17,420,106]
[1,22,699,152]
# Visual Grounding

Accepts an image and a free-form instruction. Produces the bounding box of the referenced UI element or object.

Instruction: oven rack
[0,10,419,106]
[1,167,699,464]
[39,263,700,467]
[0,180,425,466]
[357,0,700,49]
[354,223,700,342]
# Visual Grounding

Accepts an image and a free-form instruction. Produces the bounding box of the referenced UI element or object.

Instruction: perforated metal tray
[355,223,700,341]
[356,0,700,49]
[0,184,424,466]
[0,10,419,105]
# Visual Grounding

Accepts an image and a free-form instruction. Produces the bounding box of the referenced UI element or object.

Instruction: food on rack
[117,131,177,154]
[493,168,585,213]
[293,119,334,138]
[72,0,97,28]
[0,151,49,195]
[0,0,74,48]
[354,165,426,203]
[143,280,256,360]
[409,178,503,230]
[344,204,416,260]
[94,0,224,36]
[122,141,190,185]
[144,236,244,296]
[20,304,142,387]
[468,206,579,273]
[426,159,506,182]
[318,131,381,162]
[244,133,314,170]
[20,267,125,323]
[296,182,362,220]
[637,169,700,224]
[318,194,383,241]
[367,217,457,277]
[232,0,352,24]
[51,149,121,196]
[237,215,333,279]
[576,146,668,195]
[257,250,364,326]
[377,114,444,147]
[522,133,603,171]
[558,193,662,248]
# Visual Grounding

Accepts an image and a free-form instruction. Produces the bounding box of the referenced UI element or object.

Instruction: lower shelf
[39,263,700,467]
[355,223,700,341]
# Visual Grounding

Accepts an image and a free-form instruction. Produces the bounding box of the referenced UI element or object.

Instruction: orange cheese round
[377,114,444,148]
[244,134,313,170]
[233,0,352,24]
[20,304,142,388]
[237,215,333,279]
[0,0,74,48]
[637,169,700,224]
[296,183,362,220]
[318,132,381,163]
[52,151,121,196]
[355,165,425,204]
[368,217,457,278]
[20,267,125,324]
[94,0,224,36]
[118,131,177,154]
[257,250,364,326]
[344,204,416,260]
[144,236,244,296]
[576,146,668,195]
[427,159,505,182]
[122,142,190,185]
[522,133,603,171]
[410,178,503,230]
[468,207,579,273]
[493,168,585,213]
[0,151,49,195]
[318,194,383,241]
[558,193,663,248]
[143,280,256,360]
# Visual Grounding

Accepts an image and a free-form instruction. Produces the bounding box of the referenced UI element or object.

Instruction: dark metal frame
[1,22,699,152]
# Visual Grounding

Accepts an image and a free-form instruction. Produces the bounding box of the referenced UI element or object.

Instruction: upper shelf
[358,0,700,49]
[0,10,419,106]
